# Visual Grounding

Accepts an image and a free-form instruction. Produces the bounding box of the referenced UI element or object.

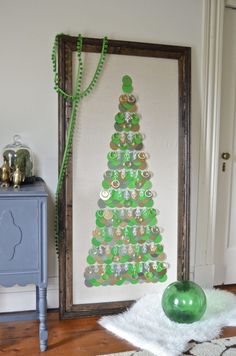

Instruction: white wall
[0,0,203,311]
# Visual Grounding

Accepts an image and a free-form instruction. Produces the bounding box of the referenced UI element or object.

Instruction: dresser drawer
[0,198,40,272]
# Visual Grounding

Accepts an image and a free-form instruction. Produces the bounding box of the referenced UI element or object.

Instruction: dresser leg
[39,286,48,352]
[36,285,39,317]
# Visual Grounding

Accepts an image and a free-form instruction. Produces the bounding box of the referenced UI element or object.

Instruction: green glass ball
[161,280,207,323]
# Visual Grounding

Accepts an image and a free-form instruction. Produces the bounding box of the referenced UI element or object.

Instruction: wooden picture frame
[57,35,191,319]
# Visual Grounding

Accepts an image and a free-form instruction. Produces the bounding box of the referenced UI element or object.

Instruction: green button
[133,133,142,144]
[90,278,101,286]
[149,217,157,226]
[104,257,113,264]
[96,210,104,218]
[102,180,110,189]
[102,273,109,280]
[104,235,113,242]
[131,114,139,125]
[145,199,154,207]
[142,253,150,262]
[159,274,167,282]
[128,264,134,273]
[128,181,136,189]
[105,265,113,275]
[154,234,162,243]
[122,102,134,110]
[87,255,96,265]
[92,237,101,247]
[157,263,164,272]
[122,75,132,85]
[149,208,157,217]
[119,255,130,263]
[111,246,118,256]
[107,152,118,161]
[115,113,125,123]
[115,278,124,285]
[111,133,120,144]
[142,181,152,190]
[123,85,133,94]
[145,272,153,279]
[96,219,104,227]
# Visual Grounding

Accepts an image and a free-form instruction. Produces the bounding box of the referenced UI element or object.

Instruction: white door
[214,6,236,285]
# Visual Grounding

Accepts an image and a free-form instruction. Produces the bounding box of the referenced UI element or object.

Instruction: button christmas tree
[84,75,168,287]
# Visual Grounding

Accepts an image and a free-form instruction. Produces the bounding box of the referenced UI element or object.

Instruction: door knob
[221,152,230,160]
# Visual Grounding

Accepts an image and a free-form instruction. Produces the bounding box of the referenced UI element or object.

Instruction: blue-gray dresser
[0,178,48,352]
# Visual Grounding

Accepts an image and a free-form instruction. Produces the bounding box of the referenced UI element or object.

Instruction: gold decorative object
[1,161,10,188]
[3,135,34,184]
[0,135,35,189]
[12,166,25,189]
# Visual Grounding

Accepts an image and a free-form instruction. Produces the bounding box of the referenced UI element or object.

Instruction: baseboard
[194,264,215,288]
[213,263,225,285]
[0,277,59,313]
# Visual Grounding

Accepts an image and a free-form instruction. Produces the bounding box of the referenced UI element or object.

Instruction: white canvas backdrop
[72,52,178,305]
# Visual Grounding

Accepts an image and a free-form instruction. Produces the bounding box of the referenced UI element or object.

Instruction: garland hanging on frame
[51,34,108,253]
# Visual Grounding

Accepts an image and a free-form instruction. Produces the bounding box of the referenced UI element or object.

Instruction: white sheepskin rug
[99,289,236,356]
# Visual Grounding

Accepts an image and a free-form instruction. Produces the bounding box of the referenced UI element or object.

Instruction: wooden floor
[0,285,236,356]
[0,313,137,356]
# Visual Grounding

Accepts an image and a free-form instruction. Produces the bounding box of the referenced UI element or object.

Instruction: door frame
[195,0,223,287]
[195,0,236,287]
